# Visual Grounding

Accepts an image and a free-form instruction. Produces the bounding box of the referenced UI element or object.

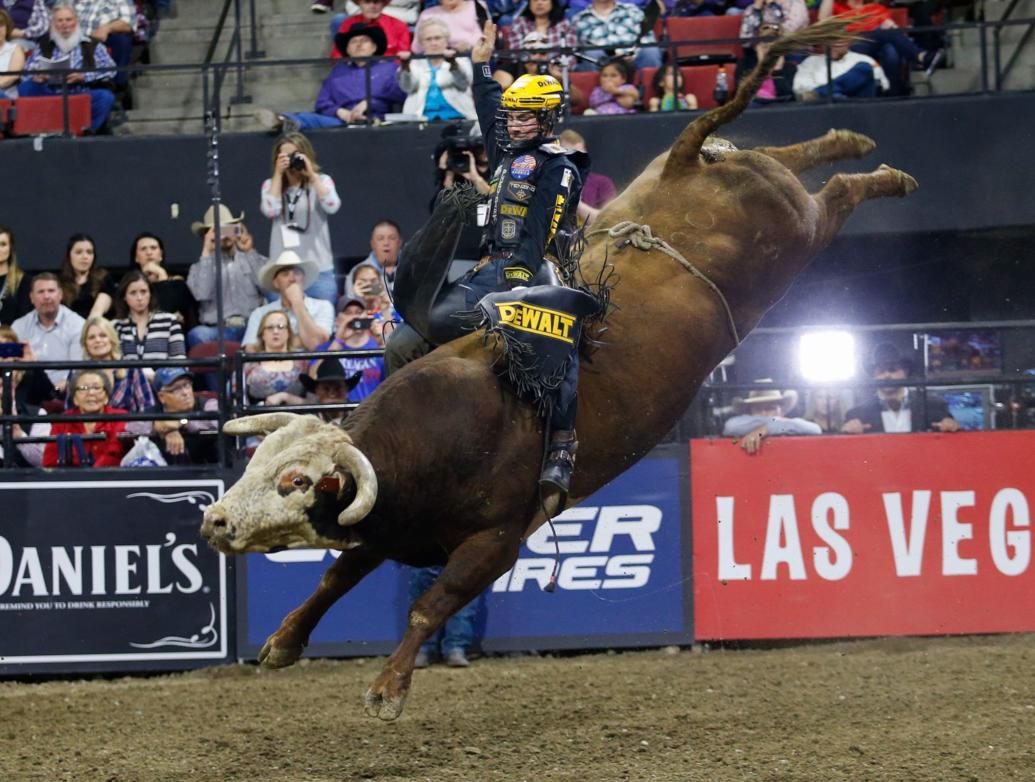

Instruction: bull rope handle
[585,221,741,347]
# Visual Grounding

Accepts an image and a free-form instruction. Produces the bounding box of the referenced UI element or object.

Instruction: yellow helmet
[501,74,564,111]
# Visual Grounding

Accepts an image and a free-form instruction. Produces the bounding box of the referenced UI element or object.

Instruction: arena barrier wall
[236,444,694,658]
[691,431,1035,640]
[0,470,234,674]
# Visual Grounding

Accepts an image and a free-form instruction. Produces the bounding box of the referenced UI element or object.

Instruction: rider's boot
[539,429,578,495]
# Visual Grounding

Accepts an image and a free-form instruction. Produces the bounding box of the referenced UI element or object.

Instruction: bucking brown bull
[200,17,916,720]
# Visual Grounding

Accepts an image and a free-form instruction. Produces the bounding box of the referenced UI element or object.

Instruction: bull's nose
[200,511,227,540]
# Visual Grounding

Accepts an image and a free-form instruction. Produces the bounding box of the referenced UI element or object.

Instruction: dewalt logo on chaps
[493,301,577,344]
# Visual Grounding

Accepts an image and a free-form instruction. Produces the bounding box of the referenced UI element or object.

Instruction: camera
[0,342,25,359]
[348,317,373,331]
[289,153,306,172]
[445,135,482,174]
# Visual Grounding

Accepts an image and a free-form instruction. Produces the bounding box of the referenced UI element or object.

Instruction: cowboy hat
[257,250,321,293]
[732,380,798,414]
[334,23,389,58]
[299,359,364,393]
[191,204,244,237]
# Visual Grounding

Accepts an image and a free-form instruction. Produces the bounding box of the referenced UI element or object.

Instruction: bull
[200,18,917,720]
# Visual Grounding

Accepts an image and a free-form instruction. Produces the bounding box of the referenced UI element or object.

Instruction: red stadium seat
[641,64,737,110]
[663,16,743,64]
[567,71,599,115]
[188,340,241,378]
[10,95,92,137]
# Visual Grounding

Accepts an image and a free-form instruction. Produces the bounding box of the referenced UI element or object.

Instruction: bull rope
[585,221,741,347]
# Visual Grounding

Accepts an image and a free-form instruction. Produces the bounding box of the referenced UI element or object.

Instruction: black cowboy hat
[868,342,915,375]
[300,359,364,393]
[334,23,389,59]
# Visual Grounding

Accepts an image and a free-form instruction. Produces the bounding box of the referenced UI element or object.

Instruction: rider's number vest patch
[493,301,576,344]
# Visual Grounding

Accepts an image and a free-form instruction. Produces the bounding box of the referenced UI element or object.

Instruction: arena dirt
[2,634,1034,782]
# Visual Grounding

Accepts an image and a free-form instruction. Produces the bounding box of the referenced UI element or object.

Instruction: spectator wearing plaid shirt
[74,0,133,87]
[503,0,576,55]
[571,0,662,70]
[4,0,50,49]
[20,3,116,131]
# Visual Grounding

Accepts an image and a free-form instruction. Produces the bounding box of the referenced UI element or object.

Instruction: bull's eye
[292,476,308,489]
[278,471,313,496]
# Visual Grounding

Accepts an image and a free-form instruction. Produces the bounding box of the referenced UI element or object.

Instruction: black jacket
[844,393,953,433]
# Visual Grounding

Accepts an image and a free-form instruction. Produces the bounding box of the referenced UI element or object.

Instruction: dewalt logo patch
[500,203,528,217]
[493,301,577,343]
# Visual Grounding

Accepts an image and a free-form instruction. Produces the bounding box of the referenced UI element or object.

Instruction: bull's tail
[662,17,859,179]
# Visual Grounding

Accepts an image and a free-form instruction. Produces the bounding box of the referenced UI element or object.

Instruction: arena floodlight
[798,330,856,382]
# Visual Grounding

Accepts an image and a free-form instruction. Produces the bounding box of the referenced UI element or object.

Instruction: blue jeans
[329,13,347,38]
[17,80,114,131]
[282,110,347,130]
[106,32,134,87]
[409,566,480,655]
[813,62,880,100]
[187,323,246,349]
[851,30,922,97]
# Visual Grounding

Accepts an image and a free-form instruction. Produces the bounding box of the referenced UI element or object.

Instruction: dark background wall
[2,91,1032,324]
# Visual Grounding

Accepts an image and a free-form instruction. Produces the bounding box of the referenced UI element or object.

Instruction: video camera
[444,134,483,175]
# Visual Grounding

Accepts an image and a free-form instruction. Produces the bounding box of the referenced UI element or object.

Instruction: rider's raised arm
[471,21,502,167]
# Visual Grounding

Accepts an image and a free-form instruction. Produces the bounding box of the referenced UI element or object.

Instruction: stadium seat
[640,64,737,110]
[663,16,743,64]
[567,71,600,115]
[0,98,12,137]
[10,95,92,137]
[188,340,241,379]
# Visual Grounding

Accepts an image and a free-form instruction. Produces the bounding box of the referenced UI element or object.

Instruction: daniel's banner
[691,432,1035,640]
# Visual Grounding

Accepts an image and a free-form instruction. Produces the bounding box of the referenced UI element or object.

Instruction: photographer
[0,326,51,467]
[432,122,490,260]
[308,297,385,403]
[260,132,342,305]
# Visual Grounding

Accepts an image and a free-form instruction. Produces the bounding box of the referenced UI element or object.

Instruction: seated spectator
[0,324,56,408]
[111,270,186,380]
[0,225,32,326]
[324,0,421,27]
[73,0,134,89]
[841,342,960,434]
[722,382,821,453]
[571,0,662,71]
[185,204,266,349]
[244,310,309,406]
[12,272,84,390]
[398,18,477,121]
[792,39,888,101]
[412,0,484,55]
[129,232,197,328]
[309,297,384,403]
[0,325,50,467]
[344,219,403,295]
[4,1,50,51]
[70,315,156,411]
[242,251,334,352]
[42,368,128,467]
[299,358,361,424]
[738,0,807,37]
[584,56,638,115]
[803,386,851,433]
[646,64,698,112]
[558,129,617,221]
[0,10,26,98]
[260,133,340,305]
[502,0,576,66]
[492,30,582,100]
[20,3,116,132]
[330,0,411,57]
[736,22,795,106]
[148,367,219,464]
[255,25,406,131]
[818,0,938,97]
[59,233,115,319]
[348,263,397,340]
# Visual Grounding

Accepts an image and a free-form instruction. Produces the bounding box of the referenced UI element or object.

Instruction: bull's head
[199,413,378,554]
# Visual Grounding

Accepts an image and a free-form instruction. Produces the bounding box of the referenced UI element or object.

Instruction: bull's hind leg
[756,129,876,175]
[364,528,523,721]
[814,164,919,248]
[258,547,385,669]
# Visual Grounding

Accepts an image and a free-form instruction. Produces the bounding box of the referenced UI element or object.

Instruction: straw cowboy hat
[191,204,245,237]
[732,381,798,414]
[257,250,320,293]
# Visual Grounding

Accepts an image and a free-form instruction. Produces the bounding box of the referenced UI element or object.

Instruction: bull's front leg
[259,546,385,669]
[364,527,523,721]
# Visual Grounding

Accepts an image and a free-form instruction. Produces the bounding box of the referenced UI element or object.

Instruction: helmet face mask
[497,74,564,151]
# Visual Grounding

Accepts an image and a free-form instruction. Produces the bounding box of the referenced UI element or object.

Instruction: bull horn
[332,442,378,526]
[223,412,302,436]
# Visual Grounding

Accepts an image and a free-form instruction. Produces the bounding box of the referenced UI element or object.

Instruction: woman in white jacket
[397,18,476,121]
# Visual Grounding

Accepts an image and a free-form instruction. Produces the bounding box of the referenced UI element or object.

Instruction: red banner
[691,432,1035,640]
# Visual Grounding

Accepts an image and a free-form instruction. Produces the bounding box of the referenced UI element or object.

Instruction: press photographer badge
[281,224,301,248]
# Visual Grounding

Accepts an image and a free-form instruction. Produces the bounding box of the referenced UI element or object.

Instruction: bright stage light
[798,331,856,382]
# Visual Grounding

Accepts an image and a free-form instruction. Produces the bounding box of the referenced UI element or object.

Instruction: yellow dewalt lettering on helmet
[494,301,576,343]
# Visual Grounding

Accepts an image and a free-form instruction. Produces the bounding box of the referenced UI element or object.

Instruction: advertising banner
[0,474,231,674]
[691,432,1035,640]
[238,446,692,658]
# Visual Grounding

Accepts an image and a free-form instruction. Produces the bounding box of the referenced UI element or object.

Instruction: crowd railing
[0,14,1033,138]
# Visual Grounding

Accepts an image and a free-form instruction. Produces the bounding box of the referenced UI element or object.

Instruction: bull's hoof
[829,129,876,157]
[258,639,304,669]
[879,163,919,195]
[364,688,407,721]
